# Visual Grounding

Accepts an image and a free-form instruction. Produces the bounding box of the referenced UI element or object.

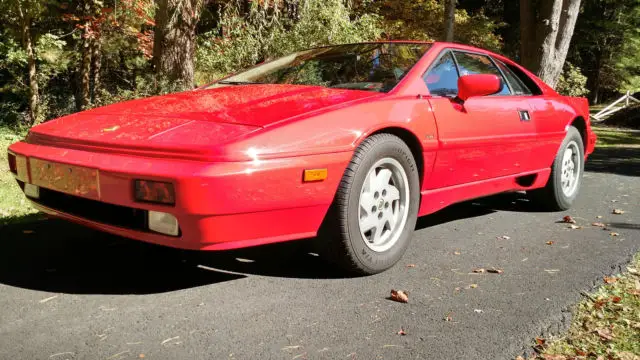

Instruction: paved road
[1,147,639,360]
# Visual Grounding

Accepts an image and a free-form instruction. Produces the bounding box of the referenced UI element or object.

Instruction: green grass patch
[593,127,640,149]
[0,126,37,224]
[524,255,640,360]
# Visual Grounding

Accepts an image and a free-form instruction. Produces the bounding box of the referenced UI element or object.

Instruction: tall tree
[153,0,205,90]
[519,0,581,87]
[443,0,456,42]
[1,0,46,124]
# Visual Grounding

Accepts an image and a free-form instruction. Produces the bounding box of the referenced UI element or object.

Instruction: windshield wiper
[217,80,262,85]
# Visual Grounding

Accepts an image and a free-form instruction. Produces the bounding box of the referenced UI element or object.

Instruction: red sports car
[8,42,596,274]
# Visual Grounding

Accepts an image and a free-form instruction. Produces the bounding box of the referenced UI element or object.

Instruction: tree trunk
[91,36,102,102]
[443,0,455,42]
[520,0,581,88]
[79,23,92,110]
[153,0,204,91]
[18,4,39,124]
[519,0,537,71]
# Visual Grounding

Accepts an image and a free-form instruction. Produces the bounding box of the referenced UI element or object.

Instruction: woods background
[1,0,639,127]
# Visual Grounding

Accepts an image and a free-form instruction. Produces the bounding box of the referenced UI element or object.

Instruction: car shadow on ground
[0,192,547,295]
[585,147,640,177]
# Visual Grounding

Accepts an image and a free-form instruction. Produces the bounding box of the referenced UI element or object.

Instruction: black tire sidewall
[342,136,420,274]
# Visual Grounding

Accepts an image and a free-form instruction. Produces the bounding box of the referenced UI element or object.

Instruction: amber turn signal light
[303,169,328,182]
[134,180,176,205]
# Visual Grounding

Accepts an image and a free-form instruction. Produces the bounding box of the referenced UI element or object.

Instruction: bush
[604,104,640,129]
[556,62,590,97]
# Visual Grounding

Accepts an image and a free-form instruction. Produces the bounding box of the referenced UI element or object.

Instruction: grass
[593,127,640,149]
[0,126,37,224]
[526,255,640,360]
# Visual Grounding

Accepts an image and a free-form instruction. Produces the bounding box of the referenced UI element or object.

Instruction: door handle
[518,110,531,121]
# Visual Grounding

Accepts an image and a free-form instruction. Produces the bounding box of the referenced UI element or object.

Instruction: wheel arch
[570,116,587,148]
[367,127,425,187]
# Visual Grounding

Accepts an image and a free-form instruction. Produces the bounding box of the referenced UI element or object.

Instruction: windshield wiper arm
[217,80,262,85]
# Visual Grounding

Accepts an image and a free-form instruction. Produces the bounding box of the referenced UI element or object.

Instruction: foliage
[0,126,36,222]
[536,254,640,359]
[195,0,383,84]
[556,62,589,97]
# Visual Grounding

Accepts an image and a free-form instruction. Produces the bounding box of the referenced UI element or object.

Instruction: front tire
[530,126,584,211]
[321,134,420,275]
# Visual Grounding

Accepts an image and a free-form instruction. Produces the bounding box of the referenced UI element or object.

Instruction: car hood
[27,84,380,159]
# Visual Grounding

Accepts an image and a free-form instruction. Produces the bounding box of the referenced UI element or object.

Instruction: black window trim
[493,58,541,96]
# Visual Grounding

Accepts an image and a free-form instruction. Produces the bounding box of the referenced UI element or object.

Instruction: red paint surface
[8,41,596,251]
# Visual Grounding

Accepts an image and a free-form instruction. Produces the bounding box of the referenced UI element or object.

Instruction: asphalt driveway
[1,146,638,360]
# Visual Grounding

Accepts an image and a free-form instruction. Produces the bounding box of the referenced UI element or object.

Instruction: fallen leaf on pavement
[596,328,614,341]
[498,235,511,240]
[562,215,576,224]
[591,222,606,227]
[610,232,620,237]
[453,251,461,255]
[406,264,416,268]
[546,241,554,245]
[468,284,478,289]
[390,290,408,303]
[472,268,486,273]
[604,276,618,284]
[569,224,582,229]
[515,357,526,360]
[612,209,625,214]
[596,215,603,219]
[535,337,546,346]
[544,269,560,274]
[397,328,406,336]
[444,312,453,322]
[23,230,34,234]
[474,309,483,313]
[487,268,504,274]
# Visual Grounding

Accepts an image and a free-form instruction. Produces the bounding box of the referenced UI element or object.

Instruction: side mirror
[457,74,501,102]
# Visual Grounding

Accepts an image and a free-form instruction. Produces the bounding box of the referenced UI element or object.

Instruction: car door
[424,49,537,189]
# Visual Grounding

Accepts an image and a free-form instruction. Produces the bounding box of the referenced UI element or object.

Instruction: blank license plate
[29,158,99,200]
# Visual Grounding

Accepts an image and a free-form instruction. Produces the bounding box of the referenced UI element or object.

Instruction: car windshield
[207,43,431,93]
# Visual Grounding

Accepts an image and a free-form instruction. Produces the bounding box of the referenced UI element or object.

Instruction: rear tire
[319,134,420,275]
[530,126,584,211]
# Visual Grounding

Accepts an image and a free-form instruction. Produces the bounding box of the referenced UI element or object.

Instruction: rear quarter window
[503,62,543,95]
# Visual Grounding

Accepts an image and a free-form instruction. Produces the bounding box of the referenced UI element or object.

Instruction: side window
[504,62,543,95]
[495,60,532,95]
[453,51,510,96]
[424,51,459,97]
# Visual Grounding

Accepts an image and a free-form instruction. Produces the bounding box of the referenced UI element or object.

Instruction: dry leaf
[596,215,603,219]
[473,309,483,313]
[604,276,618,284]
[453,251,461,255]
[542,354,567,360]
[390,290,408,303]
[535,337,546,346]
[498,235,511,240]
[546,241,554,245]
[487,268,504,274]
[618,351,640,360]
[515,357,526,360]
[612,296,622,303]
[562,215,576,224]
[612,209,625,214]
[596,328,614,341]
[406,264,416,268]
[444,312,453,322]
[397,328,406,336]
[22,230,34,234]
[468,284,478,289]
[569,224,582,229]
[472,268,486,273]
[591,222,606,227]
[610,232,620,237]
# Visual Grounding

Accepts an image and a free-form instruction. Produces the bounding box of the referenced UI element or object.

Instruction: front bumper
[8,141,350,250]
